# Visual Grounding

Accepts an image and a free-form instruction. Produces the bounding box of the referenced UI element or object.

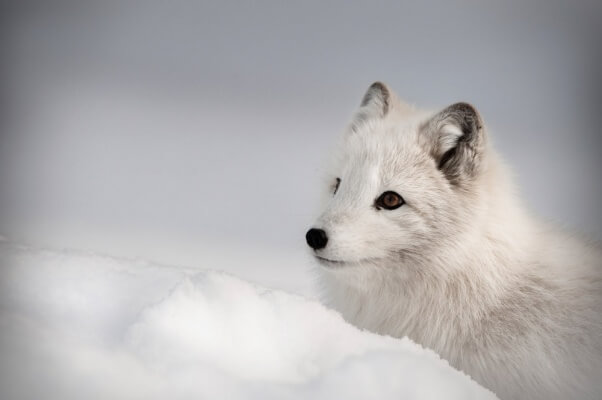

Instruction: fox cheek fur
[306,82,602,400]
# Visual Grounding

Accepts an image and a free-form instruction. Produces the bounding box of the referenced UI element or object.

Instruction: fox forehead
[334,115,440,195]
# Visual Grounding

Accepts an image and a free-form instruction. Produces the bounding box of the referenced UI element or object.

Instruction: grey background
[1,0,601,265]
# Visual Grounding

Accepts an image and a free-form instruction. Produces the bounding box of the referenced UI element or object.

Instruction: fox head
[306,82,491,280]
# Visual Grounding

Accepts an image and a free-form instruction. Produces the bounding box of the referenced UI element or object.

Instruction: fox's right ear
[350,82,390,131]
[359,82,390,117]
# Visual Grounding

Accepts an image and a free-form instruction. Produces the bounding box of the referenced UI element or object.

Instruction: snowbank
[0,242,496,399]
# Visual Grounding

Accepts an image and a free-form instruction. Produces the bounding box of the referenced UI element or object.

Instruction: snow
[0,241,497,399]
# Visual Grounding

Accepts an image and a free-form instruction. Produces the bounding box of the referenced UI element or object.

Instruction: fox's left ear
[421,102,486,185]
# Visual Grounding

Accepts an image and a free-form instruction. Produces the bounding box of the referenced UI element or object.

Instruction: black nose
[306,228,328,250]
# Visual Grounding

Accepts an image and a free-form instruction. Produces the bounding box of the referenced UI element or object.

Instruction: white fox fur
[308,82,602,399]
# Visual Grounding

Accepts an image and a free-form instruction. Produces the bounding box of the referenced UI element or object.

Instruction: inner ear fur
[422,102,486,185]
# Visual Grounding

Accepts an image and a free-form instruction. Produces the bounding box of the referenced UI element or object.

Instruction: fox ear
[422,102,486,185]
[359,81,390,117]
[350,82,391,132]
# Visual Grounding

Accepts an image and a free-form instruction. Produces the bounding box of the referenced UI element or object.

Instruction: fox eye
[375,191,404,210]
[333,178,341,195]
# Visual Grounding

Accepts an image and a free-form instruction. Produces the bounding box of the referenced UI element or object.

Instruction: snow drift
[0,241,496,399]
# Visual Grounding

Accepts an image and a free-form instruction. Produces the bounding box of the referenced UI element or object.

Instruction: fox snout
[306,228,328,250]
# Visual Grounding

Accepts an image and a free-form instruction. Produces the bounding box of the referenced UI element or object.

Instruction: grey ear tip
[369,81,388,91]
[450,101,477,112]
[361,81,390,108]
[367,82,390,99]
[447,102,483,128]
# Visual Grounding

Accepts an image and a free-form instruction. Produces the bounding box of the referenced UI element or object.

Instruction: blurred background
[1,0,601,291]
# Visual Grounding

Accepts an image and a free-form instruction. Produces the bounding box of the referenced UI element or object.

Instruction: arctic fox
[306,82,602,400]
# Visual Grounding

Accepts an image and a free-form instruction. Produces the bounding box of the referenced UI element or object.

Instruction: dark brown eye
[333,177,341,195]
[375,191,404,210]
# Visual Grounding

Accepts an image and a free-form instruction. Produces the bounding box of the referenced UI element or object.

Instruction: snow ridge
[0,242,496,399]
